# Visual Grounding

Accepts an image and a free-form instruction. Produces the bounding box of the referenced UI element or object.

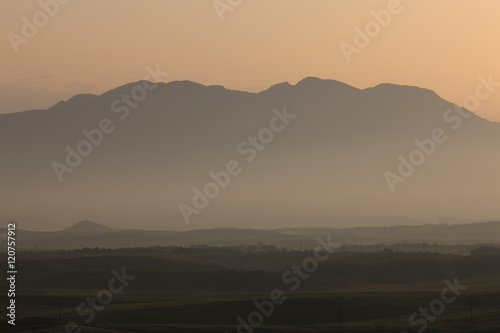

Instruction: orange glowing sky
[1,0,499,120]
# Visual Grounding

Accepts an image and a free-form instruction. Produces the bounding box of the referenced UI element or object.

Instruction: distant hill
[63,220,115,232]
[2,220,499,250]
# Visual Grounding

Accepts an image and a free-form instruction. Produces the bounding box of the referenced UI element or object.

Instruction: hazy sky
[1,0,499,120]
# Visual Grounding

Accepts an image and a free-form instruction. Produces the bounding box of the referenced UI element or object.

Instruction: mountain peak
[63,220,114,233]
[165,80,207,89]
[260,81,293,94]
[295,76,359,92]
[49,93,98,111]
[296,76,325,85]
[366,83,441,98]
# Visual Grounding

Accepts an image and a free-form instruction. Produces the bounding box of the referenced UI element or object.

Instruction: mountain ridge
[5,77,489,121]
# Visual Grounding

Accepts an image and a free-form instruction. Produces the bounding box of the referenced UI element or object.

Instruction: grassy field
[2,288,500,332]
[1,248,499,332]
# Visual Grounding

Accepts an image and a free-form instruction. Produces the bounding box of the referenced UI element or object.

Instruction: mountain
[1,77,499,230]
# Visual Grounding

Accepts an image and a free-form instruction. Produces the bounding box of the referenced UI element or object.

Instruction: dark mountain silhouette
[1,77,499,229]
